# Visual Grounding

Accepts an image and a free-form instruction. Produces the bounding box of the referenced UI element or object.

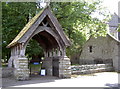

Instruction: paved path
[2,72,119,88]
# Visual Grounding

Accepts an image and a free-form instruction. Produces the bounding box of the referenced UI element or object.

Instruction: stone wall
[42,56,71,78]
[79,35,119,72]
[42,57,53,76]
[79,59,113,65]
[2,67,14,78]
[80,36,113,61]
[71,64,114,75]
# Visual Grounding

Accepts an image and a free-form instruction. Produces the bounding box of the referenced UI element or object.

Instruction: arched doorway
[26,30,61,77]
[25,39,44,76]
[7,6,71,80]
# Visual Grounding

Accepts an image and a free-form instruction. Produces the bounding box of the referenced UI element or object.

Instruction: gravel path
[1,72,119,88]
[2,75,59,88]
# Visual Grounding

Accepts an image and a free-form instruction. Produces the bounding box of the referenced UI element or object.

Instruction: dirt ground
[1,72,120,88]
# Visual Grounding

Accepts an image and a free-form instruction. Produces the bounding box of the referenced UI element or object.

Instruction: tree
[50,1,109,64]
[2,1,110,64]
[2,2,38,62]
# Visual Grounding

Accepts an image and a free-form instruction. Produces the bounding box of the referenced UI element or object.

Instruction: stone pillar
[14,57,29,80]
[59,56,71,78]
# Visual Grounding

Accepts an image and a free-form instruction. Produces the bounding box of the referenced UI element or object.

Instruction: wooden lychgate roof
[7,6,71,49]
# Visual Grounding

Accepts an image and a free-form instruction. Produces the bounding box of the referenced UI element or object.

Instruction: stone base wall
[14,57,29,80]
[79,59,113,65]
[2,67,14,78]
[42,56,71,78]
[42,57,53,76]
[7,56,71,80]
[59,56,71,78]
[14,68,29,80]
[71,64,114,75]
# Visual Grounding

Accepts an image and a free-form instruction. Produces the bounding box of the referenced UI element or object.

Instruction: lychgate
[7,6,71,80]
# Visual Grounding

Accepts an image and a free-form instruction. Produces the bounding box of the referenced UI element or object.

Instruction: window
[89,46,92,53]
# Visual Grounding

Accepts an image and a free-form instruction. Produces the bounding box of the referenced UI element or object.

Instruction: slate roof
[108,13,120,40]
[108,13,119,27]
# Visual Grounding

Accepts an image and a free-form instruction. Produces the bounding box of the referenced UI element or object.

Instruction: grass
[71,64,80,66]
[29,63,42,75]
[2,63,8,67]
[71,73,96,78]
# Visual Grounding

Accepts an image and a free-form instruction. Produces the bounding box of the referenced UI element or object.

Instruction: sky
[40,0,120,14]
[90,0,120,20]
[40,0,120,20]
[101,0,120,14]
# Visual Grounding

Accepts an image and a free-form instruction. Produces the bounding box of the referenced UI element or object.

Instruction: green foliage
[2,2,37,61]
[2,1,110,63]
[29,63,42,75]
[26,39,44,58]
[50,1,109,60]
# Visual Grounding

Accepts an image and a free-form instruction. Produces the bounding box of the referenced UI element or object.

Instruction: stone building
[80,13,120,72]
[108,13,120,40]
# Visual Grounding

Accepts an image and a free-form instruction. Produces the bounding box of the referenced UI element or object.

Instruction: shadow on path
[2,75,60,88]
[104,83,120,89]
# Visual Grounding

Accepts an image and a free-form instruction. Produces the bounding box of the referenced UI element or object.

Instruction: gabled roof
[108,13,119,27]
[84,33,120,47]
[107,33,120,43]
[7,6,71,48]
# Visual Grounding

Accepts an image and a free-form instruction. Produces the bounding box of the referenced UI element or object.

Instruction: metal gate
[52,58,59,77]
